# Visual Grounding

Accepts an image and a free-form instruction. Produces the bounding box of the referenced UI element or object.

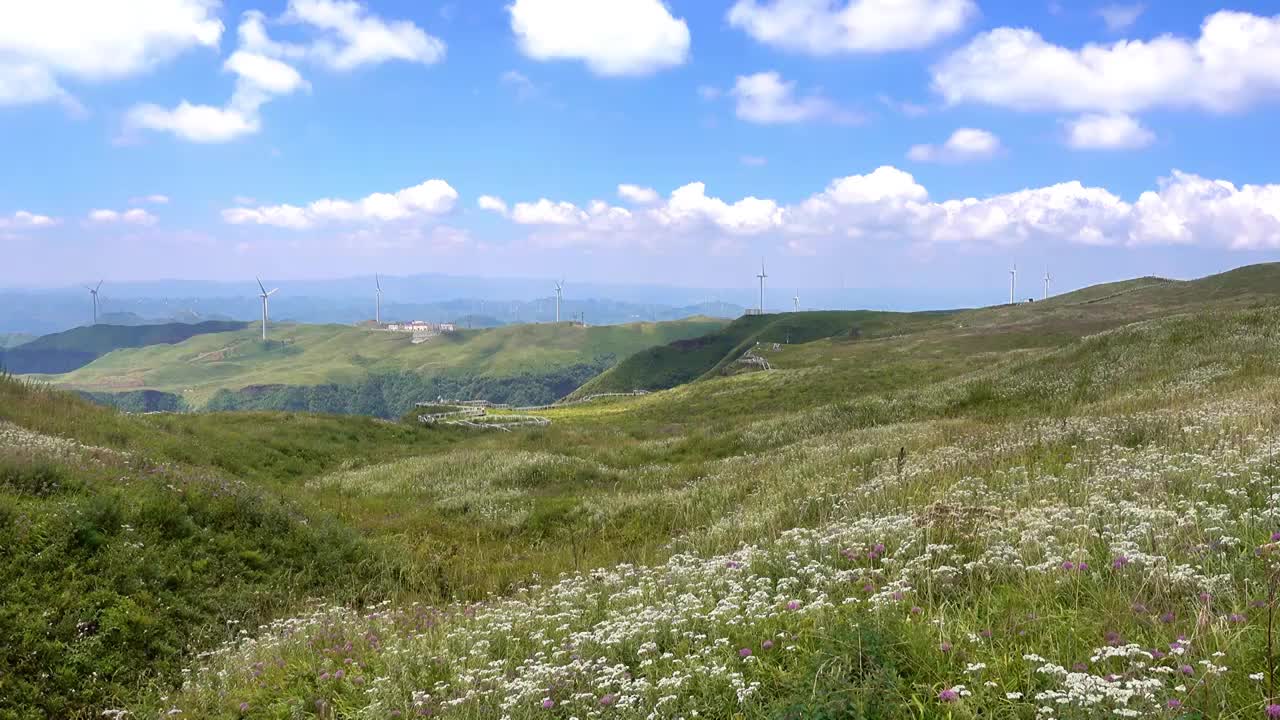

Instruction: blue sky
[3,0,1280,300]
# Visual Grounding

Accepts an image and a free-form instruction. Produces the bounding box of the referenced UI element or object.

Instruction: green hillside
[6,264,1280,719]
[0,320,248,375]
[0,333,33,349]
[37,318,728,411]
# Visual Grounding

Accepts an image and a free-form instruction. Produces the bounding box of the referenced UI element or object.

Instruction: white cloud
[493,167,1280,252]
[0,0,222,108]
[88,208,158,225]
[1064,113,1155,149]
[130,194,171,205]
[508,0,690,76]
[932,10,1280,114]
[731,71,857,124]
[0,210,59,229]
[281,0,446,70]
[126,101,260,143]
[223,179,459,229]
[907,128,1002,162]
[618,184,659,205]
[1098,4,1144,32]
[477,195,509,216]
[512,199,589,226]
[728,0,976,55]
[129,2,439,143]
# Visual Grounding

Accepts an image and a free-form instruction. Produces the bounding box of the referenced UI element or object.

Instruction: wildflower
[1179,665,1194,676]
[541,699,555,709]
[787,599,801,611]
[1199,592,1212,603]
[1072,663,1088,672]
[1160,612,1176,624]
[911,606,923,615]
[1132,603,1149,614]
[1006,692,1023,700]
[1249,672,1265,681]
[762,640,774,650]
[1112,556,1130,569]
[1229,613,1247,623]
[1267,705,1280,719]
[1078,561,1089,571]
[238,703,249,714]
[1272,531,1280,542]
[940,642,953,653]
[891,591,905,601]
[334,669,345,680]
[939,688,960,703]
[979,629,993,639]
[1167,699,1182,709]
[1062,561,1075,571]
[319,672,330,681]
[599,694,616,707]
[739,647,752,658]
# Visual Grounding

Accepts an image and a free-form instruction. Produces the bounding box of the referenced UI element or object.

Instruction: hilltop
[5,263,1280,718]
[0,320,249,375]
[36,317,728,414]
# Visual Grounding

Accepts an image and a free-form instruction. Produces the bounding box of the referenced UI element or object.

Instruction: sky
[2,0,1280,302]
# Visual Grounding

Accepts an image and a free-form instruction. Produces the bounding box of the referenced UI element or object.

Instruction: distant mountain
[0,321,249,375]
[0,333,33,350]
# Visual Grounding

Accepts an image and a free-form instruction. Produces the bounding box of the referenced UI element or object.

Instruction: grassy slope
[6,263,1280,718]
[145,264,1280,718]
[0,333,34,350]
[0,321,249,375]
[37,318,727,407]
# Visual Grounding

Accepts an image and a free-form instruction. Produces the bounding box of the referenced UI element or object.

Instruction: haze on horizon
[3,0,1280,294]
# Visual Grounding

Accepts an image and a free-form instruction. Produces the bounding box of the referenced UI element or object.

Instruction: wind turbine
[375,274,383,325]
[757,260,768,314]
[257,277,279,341]
[554,280,564,323]
[1043,268,1052,301]
[1009,264,1017,305]
[84,280,103,325]
[793,290,800,313]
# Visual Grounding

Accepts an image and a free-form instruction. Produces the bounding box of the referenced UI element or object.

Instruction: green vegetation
[5,264,1280,719]
[36,318,727,411]
[0,332,33,349]
[0,320,247,375]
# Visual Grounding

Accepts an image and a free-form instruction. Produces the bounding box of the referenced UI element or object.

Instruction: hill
[0,321,249,375]
[6,263,1280,718]
[37,318,728,413]
[0,333,33,349]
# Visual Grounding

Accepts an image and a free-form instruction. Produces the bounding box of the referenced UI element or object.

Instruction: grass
[33,318,727,408]
[0,320,247,375]
[6,263,1280,718]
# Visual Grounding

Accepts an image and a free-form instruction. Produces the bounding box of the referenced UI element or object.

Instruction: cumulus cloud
[618,184,659,205]
[1065,113,1155,150]
[128,1,441,143]
[1098,4,1144,32]
[0,210,58,229]
[493,167,1280,252]
[0,0,222,108]
[508,0,690,76]
[728,0,976,54]
[932,10,1280,114]
[87,208,158,225]
[477,195,509,216]
[222,179,458,229]
[907,128,1002,162]
[731,71,858,124]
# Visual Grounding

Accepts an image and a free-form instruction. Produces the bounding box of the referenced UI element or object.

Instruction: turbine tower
[257,277,279,341]
[554,280,563,323]
[757,260,768,314]
[793,291,800,313]
[1043,268,1051,301]
[1009,264,1017,305]
[84,280,103,325]
[375,274,383,325]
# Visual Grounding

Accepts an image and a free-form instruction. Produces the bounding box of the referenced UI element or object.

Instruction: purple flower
[541,699,555,710]
[1078,561,1089,571]
[787,600,801,611]
[891,591,905,601]
[1073,663,1088,672]
[979,629,993,639]
[938,688,959,703]
[334,669,345,680]
[1166,699,1182,709]
[725,560,740,569]
[1199,592,1212,603]
[762,640,774,650]
[1267,704,1280,719]
[1062,561,1075,571]
[1229,613,1247,623]
[1105,631,1123,646]
[353,676,365,686]
[1160,612,1176,624]
[1132,603,1149,614]
[739,647,753,657]
[1151,649,1167,660]
[1272,531,1280,542]
[1112,556,1130,569]
[599,694,616,707]
[910,606,923,615]
[238,702,249,714]
[1179,665,1193,676]
[939,642,953,653]
[319,672,331,681]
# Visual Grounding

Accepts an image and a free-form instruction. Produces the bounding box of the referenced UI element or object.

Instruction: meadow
[3,265,1280,719]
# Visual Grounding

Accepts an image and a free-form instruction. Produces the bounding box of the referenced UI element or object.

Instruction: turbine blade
[267,288,279,296]
[256,276,267,295]
[96,280,103,291]
[375,274,381,290]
